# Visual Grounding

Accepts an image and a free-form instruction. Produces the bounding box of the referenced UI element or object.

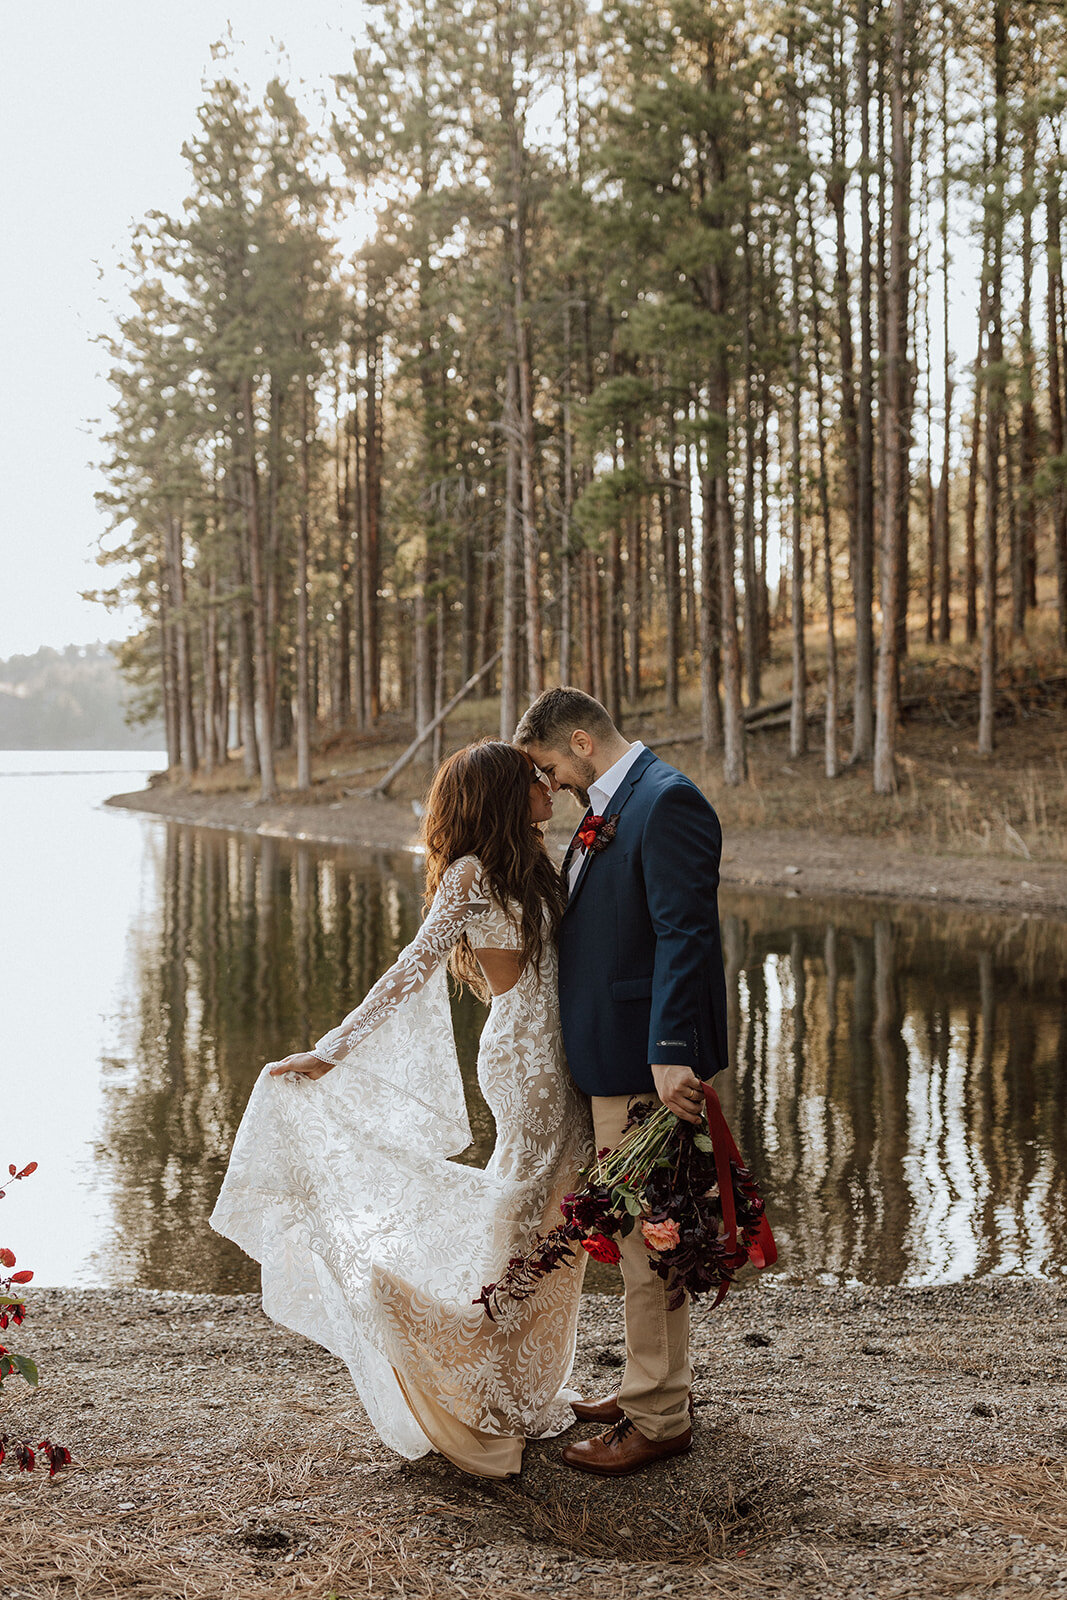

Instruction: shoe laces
[605,1417,636,1444]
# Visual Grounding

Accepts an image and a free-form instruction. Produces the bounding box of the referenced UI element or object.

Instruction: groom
[515,686,729,1476]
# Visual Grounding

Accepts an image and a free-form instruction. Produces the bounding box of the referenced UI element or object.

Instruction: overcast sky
[0,1,368,660]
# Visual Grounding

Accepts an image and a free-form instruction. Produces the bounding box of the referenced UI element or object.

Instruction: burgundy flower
[576,813,620,856]
[39,1439,72,1476]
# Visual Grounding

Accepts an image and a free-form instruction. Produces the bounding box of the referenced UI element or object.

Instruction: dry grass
[854,1457,1067,1552]
[3,1448,487,1600]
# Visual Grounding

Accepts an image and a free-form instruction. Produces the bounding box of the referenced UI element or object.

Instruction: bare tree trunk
[978,5,1007,758]
[166,513,197,779]
[787,55,807,761]
[366,301,383,723]
[237,383,277,802]
[1048,165,1067,649]
[936,29,954,644]
[807,178,839,779]
[293,380,313,792]
[1017,22,1038,627]
[500,27,543,703]
[682,432,698,658]
[852,0,876,763]
[661,429,680,714]
[700,470,723,755]
[828,10,859,616]
[607,528,624,727]
[334,368,353,731]
[559,303,575,686]
[499,359,521,738]
[160,594,180,771]
[432,590,446,767]
[873,0,913,796]
[741,212,761,708]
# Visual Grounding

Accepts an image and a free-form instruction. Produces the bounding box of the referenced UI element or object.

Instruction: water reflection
[95,823,1067,1291]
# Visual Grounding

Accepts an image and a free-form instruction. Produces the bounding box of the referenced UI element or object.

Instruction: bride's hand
[268,1052,335,1080]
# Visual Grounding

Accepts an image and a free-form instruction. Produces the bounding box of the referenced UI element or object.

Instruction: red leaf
[16,1163,37,1179]
[10,1271,32,1285]
[7,1166,14,1178]
[0,1249,14,1268]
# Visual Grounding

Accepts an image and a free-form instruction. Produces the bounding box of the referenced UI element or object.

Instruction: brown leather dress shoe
[571,1392,695,1425]
[561,1418,693,1476]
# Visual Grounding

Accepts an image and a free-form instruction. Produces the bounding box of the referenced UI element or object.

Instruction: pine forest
[93,0,1067,804]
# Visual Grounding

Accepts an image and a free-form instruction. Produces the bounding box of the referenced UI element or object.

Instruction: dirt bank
[106,783,1067,920]
[3,1280,1065,1599]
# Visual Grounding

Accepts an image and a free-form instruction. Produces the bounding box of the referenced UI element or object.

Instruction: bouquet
[476,1084,775,1321]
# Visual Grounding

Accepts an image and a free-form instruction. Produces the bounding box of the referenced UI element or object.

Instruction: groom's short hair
[514,687,616,751]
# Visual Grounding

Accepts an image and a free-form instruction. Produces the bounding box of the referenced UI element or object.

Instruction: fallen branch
[364,649,504,798]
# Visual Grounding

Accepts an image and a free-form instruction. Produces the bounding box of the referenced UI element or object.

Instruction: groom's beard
[562,755,598,810]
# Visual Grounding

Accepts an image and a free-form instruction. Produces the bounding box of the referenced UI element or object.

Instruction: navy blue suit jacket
[556,749,729,1098]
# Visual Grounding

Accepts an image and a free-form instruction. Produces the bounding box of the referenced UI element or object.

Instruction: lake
[2,752,1065,1293]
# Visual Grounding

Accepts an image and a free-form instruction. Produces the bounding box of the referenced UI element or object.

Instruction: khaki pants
[591,1095,692,1441]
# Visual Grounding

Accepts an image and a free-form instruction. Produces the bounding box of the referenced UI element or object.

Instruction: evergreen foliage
[94,2,1067,790]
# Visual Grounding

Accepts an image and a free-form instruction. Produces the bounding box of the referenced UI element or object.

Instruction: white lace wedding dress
[210,856,592,1478]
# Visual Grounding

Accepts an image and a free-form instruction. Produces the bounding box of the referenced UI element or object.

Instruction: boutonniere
[576,812,620,856]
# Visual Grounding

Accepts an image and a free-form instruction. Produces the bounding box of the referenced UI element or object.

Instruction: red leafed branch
[0,1161,70,1476]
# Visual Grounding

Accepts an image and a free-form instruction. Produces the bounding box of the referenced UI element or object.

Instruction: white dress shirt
[567,741,646,894]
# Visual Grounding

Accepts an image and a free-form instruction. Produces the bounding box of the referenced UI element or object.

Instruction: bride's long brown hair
[422,740,565,1000]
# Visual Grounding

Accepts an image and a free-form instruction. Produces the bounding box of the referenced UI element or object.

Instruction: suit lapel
[564,748,657,911]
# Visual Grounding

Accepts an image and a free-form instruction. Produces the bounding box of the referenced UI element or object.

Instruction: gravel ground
[3,1279,1066,1598]
[106,785,1067,920]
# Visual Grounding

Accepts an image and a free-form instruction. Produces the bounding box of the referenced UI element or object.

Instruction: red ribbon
[702,1080,777,1304]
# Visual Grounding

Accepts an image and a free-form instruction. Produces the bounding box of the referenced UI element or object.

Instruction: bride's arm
[268,857,488,1078]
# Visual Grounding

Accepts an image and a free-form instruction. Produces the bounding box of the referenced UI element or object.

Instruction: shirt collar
[588,741,645,817]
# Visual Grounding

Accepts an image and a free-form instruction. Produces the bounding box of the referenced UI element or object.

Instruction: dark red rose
[577,815,605,851]
[581,1234,622,1264]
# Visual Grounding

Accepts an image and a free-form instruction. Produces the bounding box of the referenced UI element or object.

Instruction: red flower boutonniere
[576,813,620,855]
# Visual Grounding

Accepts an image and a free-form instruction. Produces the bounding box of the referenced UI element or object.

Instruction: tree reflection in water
[93,824,1067,1292]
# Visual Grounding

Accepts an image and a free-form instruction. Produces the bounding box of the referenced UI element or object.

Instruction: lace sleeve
[312,857,489,1064]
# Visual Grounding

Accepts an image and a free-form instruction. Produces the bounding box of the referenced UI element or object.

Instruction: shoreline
[106,782,1067,920]
[5,1279,1065,1599]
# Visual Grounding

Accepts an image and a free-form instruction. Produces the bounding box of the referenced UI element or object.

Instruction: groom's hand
[651,1063,705,1124]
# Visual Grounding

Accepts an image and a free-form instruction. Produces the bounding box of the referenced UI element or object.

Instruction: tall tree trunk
[828,12,860,624]
[873,0,913,795]
[237,382,277,802]
[704,37,744,782]
[741,211,761,708]
[1048,165,1067,649]
[936,25,954,645]
[559,302,575,686]
[159,591,180,772]
[499,358,522,738]
[364,297,383,723]
[807,177,839,779]
[700,471,723,755]
[682,429,698,657]
[1016,37,1037,637]
[978,2,1007,758]
[293,380,313,792]
[166,513,197,780]
[500,25,543,702]
[662,427,681,714]
[607,529,624,726]
[787,51,807,761]
[852,0,876,763]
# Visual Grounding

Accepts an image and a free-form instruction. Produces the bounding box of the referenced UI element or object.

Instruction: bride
[210,740,592,1478]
